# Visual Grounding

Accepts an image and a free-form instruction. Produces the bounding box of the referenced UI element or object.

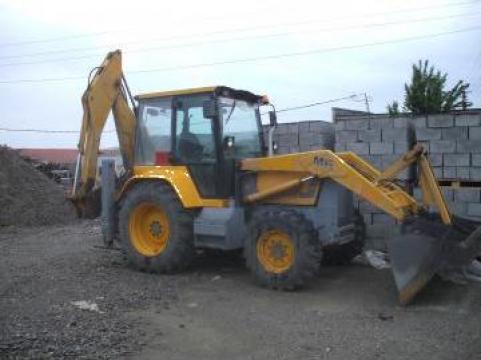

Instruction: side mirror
[203,100,217,118]
[268,110,277,126]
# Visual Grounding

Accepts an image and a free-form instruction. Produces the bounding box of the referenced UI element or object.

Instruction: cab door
[173,94,223,198]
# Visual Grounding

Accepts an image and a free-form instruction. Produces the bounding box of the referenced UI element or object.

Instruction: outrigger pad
[388,214,481,305]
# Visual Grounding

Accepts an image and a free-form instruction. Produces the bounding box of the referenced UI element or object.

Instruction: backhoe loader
[72,50,481,305]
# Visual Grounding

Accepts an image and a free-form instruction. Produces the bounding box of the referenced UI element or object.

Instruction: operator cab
[134,86,274,198]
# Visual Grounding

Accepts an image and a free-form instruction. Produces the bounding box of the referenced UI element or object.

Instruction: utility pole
[364,92,371,115]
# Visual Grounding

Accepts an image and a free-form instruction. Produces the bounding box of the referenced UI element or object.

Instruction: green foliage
[389,60,471,115]
[387,100,399,116]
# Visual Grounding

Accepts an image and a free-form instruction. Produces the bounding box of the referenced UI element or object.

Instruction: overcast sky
[0,0,480,149]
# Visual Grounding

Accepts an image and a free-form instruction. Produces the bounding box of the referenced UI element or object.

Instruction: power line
[1,25,480,85]
[1,10,480,68]
[0,0,477,61]
[276,95,360,113]
[0,95,360,134]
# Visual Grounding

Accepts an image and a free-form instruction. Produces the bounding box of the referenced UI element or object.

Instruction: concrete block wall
[263,120,335,153]
[333,108,481,249]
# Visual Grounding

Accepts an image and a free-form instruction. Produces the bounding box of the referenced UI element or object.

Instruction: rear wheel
[118,182,194,273]
[245,208,321,290]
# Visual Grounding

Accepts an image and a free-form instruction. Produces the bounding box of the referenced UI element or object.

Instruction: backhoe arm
[73,50,136,214]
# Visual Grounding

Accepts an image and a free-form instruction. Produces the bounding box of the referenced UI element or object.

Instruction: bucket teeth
[388,213,481,305]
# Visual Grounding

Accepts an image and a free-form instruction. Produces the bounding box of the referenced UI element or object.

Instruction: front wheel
[118,182,195,273]
[245,208,321,290]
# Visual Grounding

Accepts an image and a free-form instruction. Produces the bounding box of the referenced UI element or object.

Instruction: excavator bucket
[389,214,481,305]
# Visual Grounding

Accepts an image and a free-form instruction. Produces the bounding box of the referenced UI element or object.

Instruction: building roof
[19,148,79,164]
[18,148,120,164]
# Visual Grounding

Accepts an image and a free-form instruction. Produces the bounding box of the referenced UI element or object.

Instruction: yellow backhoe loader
[72,50,481,305]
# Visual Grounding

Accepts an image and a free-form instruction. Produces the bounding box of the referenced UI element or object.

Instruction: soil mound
[0,146,78,226]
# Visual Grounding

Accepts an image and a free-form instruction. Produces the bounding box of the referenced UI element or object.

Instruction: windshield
[218,96,262,159]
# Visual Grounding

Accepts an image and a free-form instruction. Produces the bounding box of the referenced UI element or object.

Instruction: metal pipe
[72,153,81,196]
[244,176,314,203]
[268,125,276,157]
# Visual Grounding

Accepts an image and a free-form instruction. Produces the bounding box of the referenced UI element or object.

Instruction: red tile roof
[18,148,79,164]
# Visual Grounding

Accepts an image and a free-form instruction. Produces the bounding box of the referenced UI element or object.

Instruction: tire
[322,213,366,266]
[118,181,194,273]
[245,208,321,290]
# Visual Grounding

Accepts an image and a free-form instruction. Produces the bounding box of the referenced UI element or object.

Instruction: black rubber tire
[118,181,194,273]
[245,208,321,290]
[322,214,366,266]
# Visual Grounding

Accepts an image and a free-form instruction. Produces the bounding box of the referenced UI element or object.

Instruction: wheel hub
[256,230,295,274]
[129,203,170,257]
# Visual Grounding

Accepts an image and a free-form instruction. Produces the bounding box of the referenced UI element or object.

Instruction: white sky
[0,0,480,148]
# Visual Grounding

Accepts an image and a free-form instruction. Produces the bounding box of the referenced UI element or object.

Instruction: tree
[387,100,399,116]
[388,60,471,115]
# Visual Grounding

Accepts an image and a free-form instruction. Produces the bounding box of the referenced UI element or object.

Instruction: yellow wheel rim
[129,203,170,257]
[256,230,295,274]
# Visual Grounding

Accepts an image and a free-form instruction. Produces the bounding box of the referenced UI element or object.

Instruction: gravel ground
[1,220,480,359]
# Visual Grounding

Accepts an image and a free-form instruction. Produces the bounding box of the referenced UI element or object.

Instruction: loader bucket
[388,213,481,305]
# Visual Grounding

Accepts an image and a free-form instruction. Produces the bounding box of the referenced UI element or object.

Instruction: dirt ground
[1,220,480,360]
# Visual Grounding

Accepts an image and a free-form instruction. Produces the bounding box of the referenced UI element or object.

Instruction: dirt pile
[0,146,78,227]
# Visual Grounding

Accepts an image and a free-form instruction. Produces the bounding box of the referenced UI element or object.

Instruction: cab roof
[135,86,263,103]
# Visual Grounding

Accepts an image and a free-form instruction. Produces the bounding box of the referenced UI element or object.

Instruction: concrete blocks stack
[333,108,481,248]
[264,120,335,154]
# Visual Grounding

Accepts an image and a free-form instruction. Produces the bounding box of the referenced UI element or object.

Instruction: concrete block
[335,130,358,143]
[393,116,412,128]
[467,203,481,217]
[443,153,470,167]
[410,116,427,128]
[394,142,411,154]
[299,121,310,133]
[443,188,454,201]
[457,167,470,180]
[447,201,468,216]
[345,119,369,131]
[442,127,468,140]
[429,154,443,167]
[427,114,454,128]
[299,132,317,145]
[382,127,411,142]
[370,142,393,155]
[415,127,442,141]
[289,123,299,134]
[470,167,481,180]
[457,140,481,153]
[346,142,369,155]
[455,114,481,127]
[369,116,393,129]
[276,124,289,135]
[432,167,443,178]
[454,188,481,203]
[277,146,290,154]
[289,145,300,153]
[472,154,481,166]
[430,140,456,153]
[358,129,381,143]
[469,126,481,140]
[366,155,382,169]
[335,143,347,151]
[443,167,456,179]
[310,121,334,133]
[334,121,346,131]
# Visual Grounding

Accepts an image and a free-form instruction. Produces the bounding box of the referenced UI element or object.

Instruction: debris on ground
[353,250,391,270]
[71,300,104,314]
[0,146,77,227]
